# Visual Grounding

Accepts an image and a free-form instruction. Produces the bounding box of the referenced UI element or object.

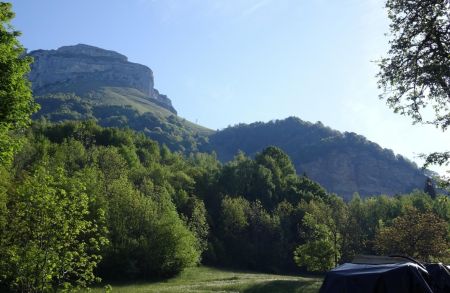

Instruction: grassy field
[89,266,323,293]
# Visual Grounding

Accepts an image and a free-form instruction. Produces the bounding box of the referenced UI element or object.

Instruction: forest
[1,119,449,291]
[0,1,449,292]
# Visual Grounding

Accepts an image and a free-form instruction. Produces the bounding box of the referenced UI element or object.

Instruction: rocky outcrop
[28,44,176,114]
[299,146,426,200]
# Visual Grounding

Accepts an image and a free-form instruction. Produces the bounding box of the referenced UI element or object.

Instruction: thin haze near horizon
[9,0,450,174]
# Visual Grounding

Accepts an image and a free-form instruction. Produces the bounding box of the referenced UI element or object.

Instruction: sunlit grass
[89,266,323,293]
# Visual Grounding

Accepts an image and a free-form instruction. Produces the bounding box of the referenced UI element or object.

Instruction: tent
[320,256,450,293]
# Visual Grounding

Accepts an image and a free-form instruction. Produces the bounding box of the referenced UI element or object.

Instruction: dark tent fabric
[319,262,433,293]
[424,263,450,293]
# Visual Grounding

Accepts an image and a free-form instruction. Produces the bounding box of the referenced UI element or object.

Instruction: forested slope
[204,117,428,198]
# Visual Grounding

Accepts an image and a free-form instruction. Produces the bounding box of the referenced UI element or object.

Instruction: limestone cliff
[28,44,177,114]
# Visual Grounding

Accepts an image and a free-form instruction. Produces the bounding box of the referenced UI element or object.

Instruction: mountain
[203,117,428,199]
[28,44,212,152]
[28,44,429,199]
[29,44,176,113]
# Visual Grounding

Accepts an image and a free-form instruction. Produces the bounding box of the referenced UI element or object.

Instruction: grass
[94,87,214,135]
[48,82,214,134]
[88,266,323,293]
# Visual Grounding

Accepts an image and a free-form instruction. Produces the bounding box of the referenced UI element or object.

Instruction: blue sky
[9,0,450,173]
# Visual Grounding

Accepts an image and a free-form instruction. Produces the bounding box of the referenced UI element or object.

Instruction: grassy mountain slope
[29,44,212,153]
[34,88,212,153]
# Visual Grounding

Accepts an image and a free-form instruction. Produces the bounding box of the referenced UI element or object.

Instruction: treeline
[294,190,450,271]
[1,120,449,291]
[1,121,205,291]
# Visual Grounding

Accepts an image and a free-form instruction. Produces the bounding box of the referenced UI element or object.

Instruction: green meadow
[90,266,323,293]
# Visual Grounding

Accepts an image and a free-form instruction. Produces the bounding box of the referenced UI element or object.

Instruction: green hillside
[34,87,212,153]
[33,87,428,199]
[29,44,213,153]
[203,117,428,198]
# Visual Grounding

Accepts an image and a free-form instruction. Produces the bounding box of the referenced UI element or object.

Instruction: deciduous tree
[378,0,450,128]
[374,208,449,261]
[378,0,450,169]
[0,166,107,292]
[0,2,38,166]
[294,199,343,272]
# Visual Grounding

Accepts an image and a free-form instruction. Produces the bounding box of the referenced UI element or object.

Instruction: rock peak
[56,44,128,62]
[28,44,177,114]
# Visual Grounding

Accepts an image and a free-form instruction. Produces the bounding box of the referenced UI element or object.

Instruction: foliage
[33,91,429,199]
[378,0,450,171]
[0,2,38,166]
[4,2,446,283]
[98,177,200,279]
[202,148,330,273]
[20,121,207,280]
[205,117,426,199]
[0,117,448,288]
[374,208,450,262]
[0,166,107,292]
[33,91,210,154]
[294,240,335,273]
[176,195,210,255]
[295,191,450,268]
[378,0,450,130]
[217,147,327,209]
[294,198,344,272]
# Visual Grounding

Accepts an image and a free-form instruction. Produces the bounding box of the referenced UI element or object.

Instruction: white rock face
[28,44,176,114]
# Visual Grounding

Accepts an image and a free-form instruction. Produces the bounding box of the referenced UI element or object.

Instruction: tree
[341,194,369,261]
[378,0,450,128]
[433,195,450,220]
[255,146,296,181]
[98,177,200,279]
[294,239,335,272]
[0,2,38,166]
[0,166,107,292]
[294,199,343,272]
[424,177,437,198]
[181,197,210,255]
[374,208,449,262]
[220,196,250,236]
[377,0,450,168]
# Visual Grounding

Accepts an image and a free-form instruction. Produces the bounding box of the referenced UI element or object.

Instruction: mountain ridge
[27,44,429,198]
[203,117,428,198]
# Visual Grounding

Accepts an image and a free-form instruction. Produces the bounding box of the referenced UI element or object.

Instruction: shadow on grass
[243,280,321,293]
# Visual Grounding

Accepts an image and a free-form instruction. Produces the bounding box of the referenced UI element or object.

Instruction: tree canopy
[0,2,37,166]
[378,0,450,171]
[378,0,450,129]
[374,208,449,261]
